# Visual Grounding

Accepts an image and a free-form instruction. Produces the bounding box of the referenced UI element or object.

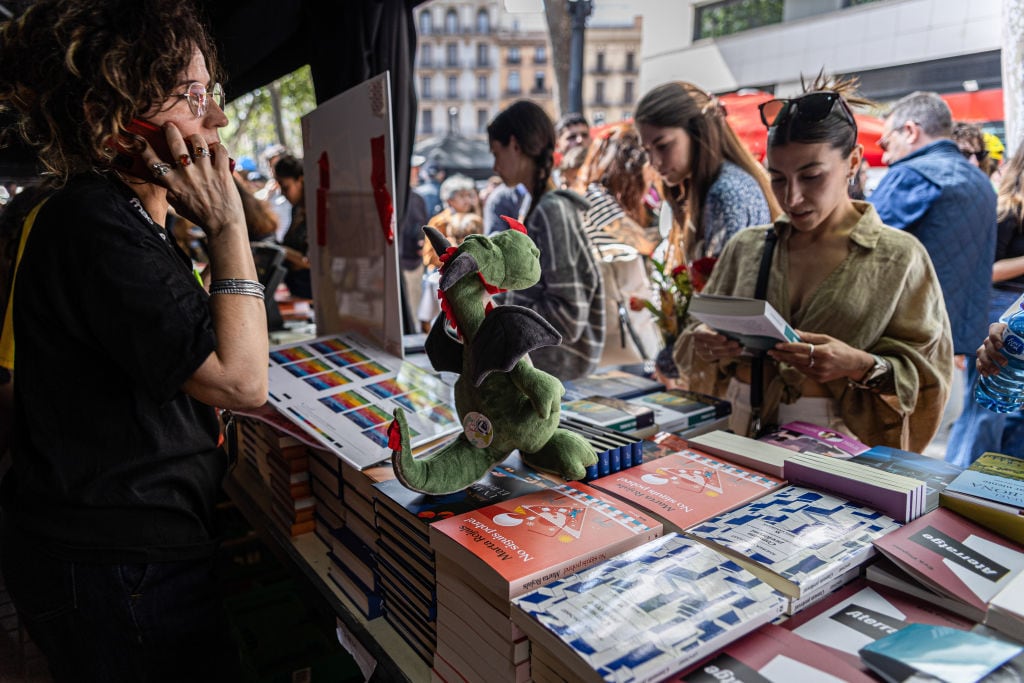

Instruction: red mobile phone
[110,119,174,179]
[110,119,235,178]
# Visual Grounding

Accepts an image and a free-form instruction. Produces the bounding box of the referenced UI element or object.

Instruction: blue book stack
[559,417,645,480]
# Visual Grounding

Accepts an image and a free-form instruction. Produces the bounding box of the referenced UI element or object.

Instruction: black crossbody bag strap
[749,230,778,437]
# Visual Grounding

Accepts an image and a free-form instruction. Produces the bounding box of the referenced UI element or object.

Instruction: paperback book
[688,294,800,351]
[872,507,1024,624]
[850,445,962,513]
[589,449,784,532]
[859,623,1023,683]
[686,486,901,600]
[626,389,730,432]
[510,533,787,683]
[782,451,926,522]
[669,624,875,683]
[684,430,792,478]
[560,369,664,402]
[560,396,655,433]
[759,421,868,458]
[781,578,974,673]
[429,481,663,600]
[943,452,1024,510]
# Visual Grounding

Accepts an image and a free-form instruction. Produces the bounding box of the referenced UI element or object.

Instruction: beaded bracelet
[209,278,265,299]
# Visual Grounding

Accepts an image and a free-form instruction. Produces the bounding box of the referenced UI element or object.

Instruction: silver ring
[193,147,211,158]
[151,162,172,178]
[808,343,815,359]
[808,356,815,368]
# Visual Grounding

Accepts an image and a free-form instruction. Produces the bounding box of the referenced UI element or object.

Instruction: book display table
[224,466,428,683]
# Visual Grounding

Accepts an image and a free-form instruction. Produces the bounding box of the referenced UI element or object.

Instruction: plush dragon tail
[388,408,499,495]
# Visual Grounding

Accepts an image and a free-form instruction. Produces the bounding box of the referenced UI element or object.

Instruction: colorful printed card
[267,333,459,469]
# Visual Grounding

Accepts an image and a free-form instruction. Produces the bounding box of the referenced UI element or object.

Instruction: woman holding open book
[0,0,266,678]
[675,75,953,452]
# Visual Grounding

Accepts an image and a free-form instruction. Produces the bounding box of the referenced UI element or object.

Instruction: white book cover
[510,533,787,683]
[689,295,800,351]
[266,333,459,469]
[686,486,902,597]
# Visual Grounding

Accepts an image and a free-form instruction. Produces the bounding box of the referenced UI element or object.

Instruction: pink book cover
[873,507,1024,618]
[590,449,784,532]
[760,421,869,459]
[668,624,875,682]
[428,482,663,600]
[781,578,974,673]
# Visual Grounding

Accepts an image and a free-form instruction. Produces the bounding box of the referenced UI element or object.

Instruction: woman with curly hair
[676,75,952,451]
[487,100,604,380]
[636,81,780,269]
[0,0,266,677]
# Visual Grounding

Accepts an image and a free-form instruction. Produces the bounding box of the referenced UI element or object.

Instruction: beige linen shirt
[675,202,953,452]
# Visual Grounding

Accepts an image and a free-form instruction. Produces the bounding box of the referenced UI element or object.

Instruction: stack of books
[589,448,785,533]
[372,453,558,665]
[559,417,645,480]
[560,396,656,434]
[307,448,344,549]
[941,452,1024,545]
[870,507,1024,640]
[684,430,791,478]
[848,445,962,513]
[686,486,902,614]
[560,369,663,402]
[625,389,730,433]
[511,533,788,683]
[428,482,663,682]
[782,451,927,522]
[264,440,315,538]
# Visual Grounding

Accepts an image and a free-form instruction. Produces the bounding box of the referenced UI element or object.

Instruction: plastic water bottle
[977,308,1024,413]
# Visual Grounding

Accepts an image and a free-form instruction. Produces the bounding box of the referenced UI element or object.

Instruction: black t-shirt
[3,172,224,562]
[996,213,1024,289]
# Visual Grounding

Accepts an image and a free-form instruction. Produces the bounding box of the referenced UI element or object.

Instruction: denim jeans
[1,524,240,682]
[946,287,1024,467]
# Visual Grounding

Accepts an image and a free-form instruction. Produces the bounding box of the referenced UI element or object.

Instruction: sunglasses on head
[758,91,857,133]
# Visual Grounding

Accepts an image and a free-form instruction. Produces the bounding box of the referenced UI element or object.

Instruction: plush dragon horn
[423,225,451,255]
[500,215,528,234]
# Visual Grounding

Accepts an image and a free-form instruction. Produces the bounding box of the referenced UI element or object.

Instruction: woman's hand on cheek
[768,330,872,384]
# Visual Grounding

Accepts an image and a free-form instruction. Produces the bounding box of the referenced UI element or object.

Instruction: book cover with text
[511,533,786,683]
[590,449,784,532]
[687,486,901,597]
[873,507,1024,622]
[429,482,663,600]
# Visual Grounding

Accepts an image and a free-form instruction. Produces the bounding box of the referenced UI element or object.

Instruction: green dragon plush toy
[387,218,597,494]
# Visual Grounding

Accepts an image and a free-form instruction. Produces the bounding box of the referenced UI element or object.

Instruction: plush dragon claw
[389,223,597,494]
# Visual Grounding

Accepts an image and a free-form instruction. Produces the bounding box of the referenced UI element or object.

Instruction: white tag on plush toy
[463,411,494,448]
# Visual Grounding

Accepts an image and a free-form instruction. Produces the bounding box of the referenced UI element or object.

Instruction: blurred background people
[635,81,779,271]
[487,100,604,380]
[273,154,311,299]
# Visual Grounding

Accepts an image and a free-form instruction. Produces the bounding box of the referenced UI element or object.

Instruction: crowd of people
[0,0,1020,678]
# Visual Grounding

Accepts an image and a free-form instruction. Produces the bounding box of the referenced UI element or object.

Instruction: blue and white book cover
[686,486,901,596]
[511,533,787,683]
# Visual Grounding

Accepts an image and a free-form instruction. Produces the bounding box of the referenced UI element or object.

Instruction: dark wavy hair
[767,72,873,156]
[0,0,221,181]
[635,81,779,236]
[487,100,555,222]
[577,123,649,226]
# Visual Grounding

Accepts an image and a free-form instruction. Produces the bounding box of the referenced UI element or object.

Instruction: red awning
[940,89,1003,124]
[719,90,887,167]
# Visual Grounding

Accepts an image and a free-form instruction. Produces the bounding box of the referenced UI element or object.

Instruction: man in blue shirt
[870,91,997,455]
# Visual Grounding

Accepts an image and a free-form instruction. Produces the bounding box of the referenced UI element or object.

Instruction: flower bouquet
[629,256,715,379]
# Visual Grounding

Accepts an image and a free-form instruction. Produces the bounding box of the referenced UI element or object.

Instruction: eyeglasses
[175,82,225,118]
[758,91,857,133]
[959,147,988,163]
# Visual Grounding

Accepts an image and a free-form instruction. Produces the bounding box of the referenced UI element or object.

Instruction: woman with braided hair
[487,100,605,380]
[636,81,780,269]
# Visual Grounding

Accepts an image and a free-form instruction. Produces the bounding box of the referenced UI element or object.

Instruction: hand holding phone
[110,119,234,179]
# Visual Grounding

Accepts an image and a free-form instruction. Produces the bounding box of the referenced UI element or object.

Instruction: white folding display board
[301,72,403,357]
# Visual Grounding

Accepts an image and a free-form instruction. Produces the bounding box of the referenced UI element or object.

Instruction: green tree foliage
[694,0,784,40]
[223,65,316,165]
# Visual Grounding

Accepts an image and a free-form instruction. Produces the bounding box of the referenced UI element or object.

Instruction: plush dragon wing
[424,312,464,373]
[468,305,561,386]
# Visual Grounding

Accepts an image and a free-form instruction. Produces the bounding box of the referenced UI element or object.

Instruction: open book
[689,294,800,351]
